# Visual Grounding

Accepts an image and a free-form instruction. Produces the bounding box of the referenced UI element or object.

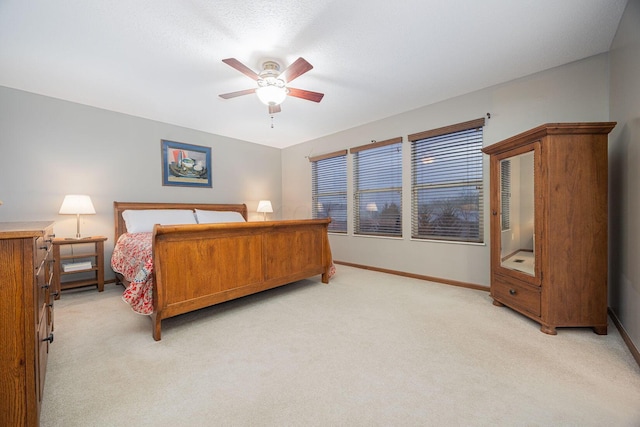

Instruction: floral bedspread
[110,233,155,315]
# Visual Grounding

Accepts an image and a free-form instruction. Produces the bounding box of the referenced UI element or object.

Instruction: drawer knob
[509,289,516,295]
[42,333,54,344]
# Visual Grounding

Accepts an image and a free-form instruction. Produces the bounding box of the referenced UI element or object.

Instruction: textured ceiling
[0,0,627,148]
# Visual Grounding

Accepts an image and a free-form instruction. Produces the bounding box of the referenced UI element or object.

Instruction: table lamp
[256,200,273,221]
[59,194,96,239]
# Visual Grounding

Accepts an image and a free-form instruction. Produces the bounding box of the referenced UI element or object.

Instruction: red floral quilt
[110,233,155,315]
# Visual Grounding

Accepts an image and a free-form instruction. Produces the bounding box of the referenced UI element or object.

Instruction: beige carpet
[41,266,640,426]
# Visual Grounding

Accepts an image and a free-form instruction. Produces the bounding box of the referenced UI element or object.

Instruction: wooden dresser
[482,123,615,335]
[0,221,55,426]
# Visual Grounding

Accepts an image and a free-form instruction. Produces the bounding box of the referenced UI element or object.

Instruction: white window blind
[410,118,484,243]
[310,150,347,233]
[500,159,511,231]
[351,137,402,237]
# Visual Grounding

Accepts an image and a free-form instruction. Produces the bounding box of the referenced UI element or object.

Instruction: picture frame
[161,139,212,188]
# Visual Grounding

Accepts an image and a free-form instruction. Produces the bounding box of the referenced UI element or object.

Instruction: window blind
[410,121,484,243]
[350,137,402,237]
[310,150,347,233]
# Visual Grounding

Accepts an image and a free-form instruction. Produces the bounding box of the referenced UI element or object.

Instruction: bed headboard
[113,201,248,243]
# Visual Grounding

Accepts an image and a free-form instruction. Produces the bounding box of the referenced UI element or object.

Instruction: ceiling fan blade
[279,57,313,83]
[287,87,324,103]
[269,104,281,114]
[219,88,256,99]
[222,58,259,80]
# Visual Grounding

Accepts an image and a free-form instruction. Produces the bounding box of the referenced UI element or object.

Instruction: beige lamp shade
[59,195,96,239]
[59,195,96,215]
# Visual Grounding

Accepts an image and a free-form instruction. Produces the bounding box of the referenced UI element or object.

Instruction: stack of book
[62,261,93,272]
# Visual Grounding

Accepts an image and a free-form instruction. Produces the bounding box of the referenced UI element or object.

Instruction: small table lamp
[59,195,96,239]
[256,200,273,221]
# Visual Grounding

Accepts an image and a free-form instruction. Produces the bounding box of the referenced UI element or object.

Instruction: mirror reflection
[499,151,535,276]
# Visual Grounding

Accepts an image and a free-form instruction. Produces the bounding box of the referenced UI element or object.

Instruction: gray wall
[282,53,610,288]
[0,87,282,279]
[609,0,640,356]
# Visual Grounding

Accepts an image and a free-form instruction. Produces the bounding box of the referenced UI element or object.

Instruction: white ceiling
[0,0,627,149]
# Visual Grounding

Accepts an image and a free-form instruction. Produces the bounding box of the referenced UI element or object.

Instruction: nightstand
[52,236,107,299]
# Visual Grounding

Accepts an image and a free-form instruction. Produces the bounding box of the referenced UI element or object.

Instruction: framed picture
[161,139,212,188]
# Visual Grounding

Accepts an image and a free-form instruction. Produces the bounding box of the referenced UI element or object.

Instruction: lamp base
[65,214,92,240]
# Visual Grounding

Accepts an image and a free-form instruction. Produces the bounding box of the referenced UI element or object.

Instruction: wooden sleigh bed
[112,202,333,340]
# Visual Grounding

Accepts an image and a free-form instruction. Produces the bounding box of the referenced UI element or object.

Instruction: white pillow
[195,209,246,224]
[122,209,197,233]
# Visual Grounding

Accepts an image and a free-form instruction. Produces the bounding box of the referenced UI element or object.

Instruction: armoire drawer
[492,274,541,318]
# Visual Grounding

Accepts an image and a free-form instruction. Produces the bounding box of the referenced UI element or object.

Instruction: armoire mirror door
[491,142,541,285]
[495,147,538,282]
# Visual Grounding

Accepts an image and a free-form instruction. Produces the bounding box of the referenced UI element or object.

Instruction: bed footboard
[151,219,332,340]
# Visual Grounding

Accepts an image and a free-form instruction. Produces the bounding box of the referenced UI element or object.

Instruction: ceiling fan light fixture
[256,84,288,106]
[220,57,323,112]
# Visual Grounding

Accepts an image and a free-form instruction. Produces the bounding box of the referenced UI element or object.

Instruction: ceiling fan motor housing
[258,60,286,88]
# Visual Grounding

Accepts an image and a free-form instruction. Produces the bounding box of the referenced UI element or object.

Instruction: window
[500,159,511,231]
[310,150,347,233]
[351,137,402,237]
[409,118,485,243]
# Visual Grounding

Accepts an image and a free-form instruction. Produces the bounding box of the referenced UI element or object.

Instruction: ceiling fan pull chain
[270,115,274,128]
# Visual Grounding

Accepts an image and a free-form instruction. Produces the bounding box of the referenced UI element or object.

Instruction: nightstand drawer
[492,274,541,317]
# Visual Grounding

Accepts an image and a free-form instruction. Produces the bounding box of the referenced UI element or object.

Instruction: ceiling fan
[219,57,324,114]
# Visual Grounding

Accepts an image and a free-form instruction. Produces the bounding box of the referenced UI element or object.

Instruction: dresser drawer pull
[41,283,50,289]
[42,333,54,344]
[51,291,59,298]
[509,289,517,295]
